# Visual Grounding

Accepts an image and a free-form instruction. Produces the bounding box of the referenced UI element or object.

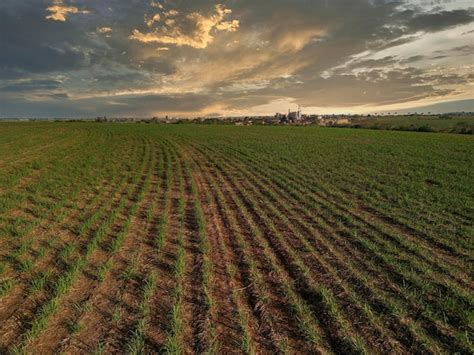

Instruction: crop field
[0,122,472,354]
[345,115,474,134]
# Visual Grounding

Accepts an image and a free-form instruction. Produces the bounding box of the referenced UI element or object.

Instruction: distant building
[288,105,302,122]
[337,117,350,125]
[318,116,350,126]
[275,105,303,124]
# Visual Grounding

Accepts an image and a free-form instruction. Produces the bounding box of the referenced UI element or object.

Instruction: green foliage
[347,115,474,134]
[0,122,471,354]
[0,279,14,297]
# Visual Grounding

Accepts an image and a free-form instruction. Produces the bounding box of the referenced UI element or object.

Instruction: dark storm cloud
[0,69,27,80]
[1,0,473,117]
[399,55,425,64]
[0,92,214,118]
[406,9,474,32]
[0,3,91,74]
[111,93,215,114]
[43,93,70,100]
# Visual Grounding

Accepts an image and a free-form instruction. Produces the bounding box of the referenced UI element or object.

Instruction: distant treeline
[335,115,474,135]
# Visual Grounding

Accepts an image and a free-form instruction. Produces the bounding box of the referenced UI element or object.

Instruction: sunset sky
[1,0,473,118]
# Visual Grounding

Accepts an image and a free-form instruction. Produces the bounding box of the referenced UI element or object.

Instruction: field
[0,122,472,354]
[344,115,474,134]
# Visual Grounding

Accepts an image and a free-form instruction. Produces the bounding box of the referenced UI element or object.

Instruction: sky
[0,0,473,118]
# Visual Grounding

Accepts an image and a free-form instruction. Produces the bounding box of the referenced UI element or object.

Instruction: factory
[276,106,303,123]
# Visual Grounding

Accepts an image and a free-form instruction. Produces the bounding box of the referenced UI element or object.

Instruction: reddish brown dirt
[28,142,157,353]
[187,149,315,354]
[192,168,277,354]
[0,179,124,349]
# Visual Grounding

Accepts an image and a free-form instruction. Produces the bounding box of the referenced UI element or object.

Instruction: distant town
[5,108,473,128]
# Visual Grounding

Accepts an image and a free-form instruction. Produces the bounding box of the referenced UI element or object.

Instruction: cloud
[97,27,112,33]
[45,5,90,22]
[163,9,179,17]
[45,93,69,100]
[399,55,425,64]
[1,43,88,74]
[0,3,104,76]
[0,79,62,92]
[129,4,239,49]
[145,13,161,27]
[150,1,163,9]
[407,9,474,33]
[1,0,473,117]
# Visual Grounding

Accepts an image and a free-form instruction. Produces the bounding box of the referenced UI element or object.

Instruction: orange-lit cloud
[145,14,161,27]
[150,1,163,9]
[276,28,326,52]
[130,4,239,49]
[45,5,90,22]
[97,27,112,34]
